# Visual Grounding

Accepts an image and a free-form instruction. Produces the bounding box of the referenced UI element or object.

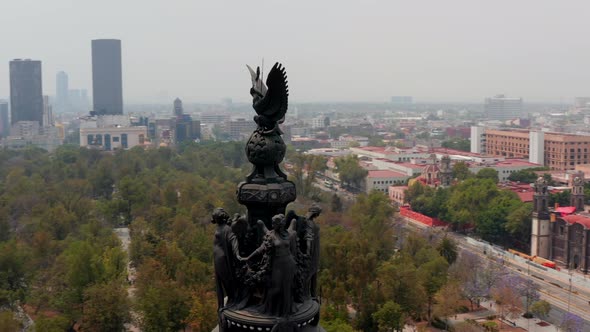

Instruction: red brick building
[485,129,590,171]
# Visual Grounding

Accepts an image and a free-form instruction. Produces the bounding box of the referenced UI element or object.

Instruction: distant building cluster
[79,115,147,151]
[1,59,63,151]
[484,94,523,121]
[1,38,123,151]
[472,126,590,171]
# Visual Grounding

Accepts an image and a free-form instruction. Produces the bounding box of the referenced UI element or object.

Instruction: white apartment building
[81,126,147,151]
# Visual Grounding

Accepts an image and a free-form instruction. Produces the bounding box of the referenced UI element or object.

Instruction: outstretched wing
[253,62,288,122]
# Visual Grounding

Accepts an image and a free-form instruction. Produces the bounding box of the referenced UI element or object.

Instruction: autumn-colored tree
[186,288,217,332]
[0,311,21,332]
[81,281,130,332]
[433,281,462,329]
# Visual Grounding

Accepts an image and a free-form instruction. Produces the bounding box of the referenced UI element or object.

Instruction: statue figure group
[211,61,322,330]
[211,204,322,317]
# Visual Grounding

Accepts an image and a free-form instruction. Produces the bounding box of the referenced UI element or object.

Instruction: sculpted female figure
[212,207,241,310]
[243,214,297,316]
[304,204,322,299]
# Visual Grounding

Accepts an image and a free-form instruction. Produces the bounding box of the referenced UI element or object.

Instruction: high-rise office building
[173,97,184,117]
[43,95,54,127]
[56,71,69,111]
[0,100,9,137]
[92,39,123,115]
[484,94,523,121]
[9,59,43,125]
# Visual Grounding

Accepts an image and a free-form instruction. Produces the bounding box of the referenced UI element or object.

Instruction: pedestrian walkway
[444,300,555,332]
[114,227,141,332]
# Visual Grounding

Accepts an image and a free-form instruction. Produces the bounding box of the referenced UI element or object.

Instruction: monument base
[215,299,321,332]
[212,324,325,332]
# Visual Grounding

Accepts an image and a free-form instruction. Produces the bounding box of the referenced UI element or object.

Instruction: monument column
[213,62,323,332]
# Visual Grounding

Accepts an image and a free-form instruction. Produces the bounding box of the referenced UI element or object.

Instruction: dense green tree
[61,241,105,308]
[0,240,30,306]
[372,301,405,332]
[530,300,551,319]
[505,203,533,249]
[418,255,449,323]
[0,143,256,328]
[404,181,428,205]
[475,168,499,183]
[33,316,70,332]
[441,138,470,152]
[323,318,356,332]
[549,190,571,207]
[476,191,520,243]
[334,155,368,190]
[452,161,472,181]
[378,256,423,318]
[136,260,190,332]
[437,236,458,265]
[446,178,498,231]
[507,169,538,183]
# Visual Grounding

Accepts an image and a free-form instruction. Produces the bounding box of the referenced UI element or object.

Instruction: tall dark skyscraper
[173,97,184,117]
[92,39,123,115]
[9,59,43,125]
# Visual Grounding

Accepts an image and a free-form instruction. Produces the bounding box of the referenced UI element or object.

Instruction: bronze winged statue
[247,62,289,134]
[243,62,291,183]
[212,62,322,332]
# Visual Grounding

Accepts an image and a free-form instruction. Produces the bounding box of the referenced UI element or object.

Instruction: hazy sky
[1,0,589,103]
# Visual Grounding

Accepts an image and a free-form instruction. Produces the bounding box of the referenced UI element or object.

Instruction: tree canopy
[334,155,368,190]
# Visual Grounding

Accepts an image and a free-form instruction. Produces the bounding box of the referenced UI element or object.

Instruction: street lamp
[567,264,573,314]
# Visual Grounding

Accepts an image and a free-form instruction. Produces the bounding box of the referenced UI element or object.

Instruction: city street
[436,224,590,330]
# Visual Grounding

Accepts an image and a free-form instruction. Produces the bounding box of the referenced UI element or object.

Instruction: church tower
[570,173,585,212]
[531,176,551,258]
[439,154,452,187]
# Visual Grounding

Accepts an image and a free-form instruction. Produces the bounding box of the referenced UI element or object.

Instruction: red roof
[555,206,576,215]
[516,191,534,202]
[561,214,590,229]
[368,170,407,178]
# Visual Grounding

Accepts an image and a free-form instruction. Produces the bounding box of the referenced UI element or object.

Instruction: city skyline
[1,1,590,103]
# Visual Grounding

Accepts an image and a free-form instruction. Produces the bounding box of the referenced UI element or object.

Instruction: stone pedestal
[213,326,325,332]
[216,299,320,332]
